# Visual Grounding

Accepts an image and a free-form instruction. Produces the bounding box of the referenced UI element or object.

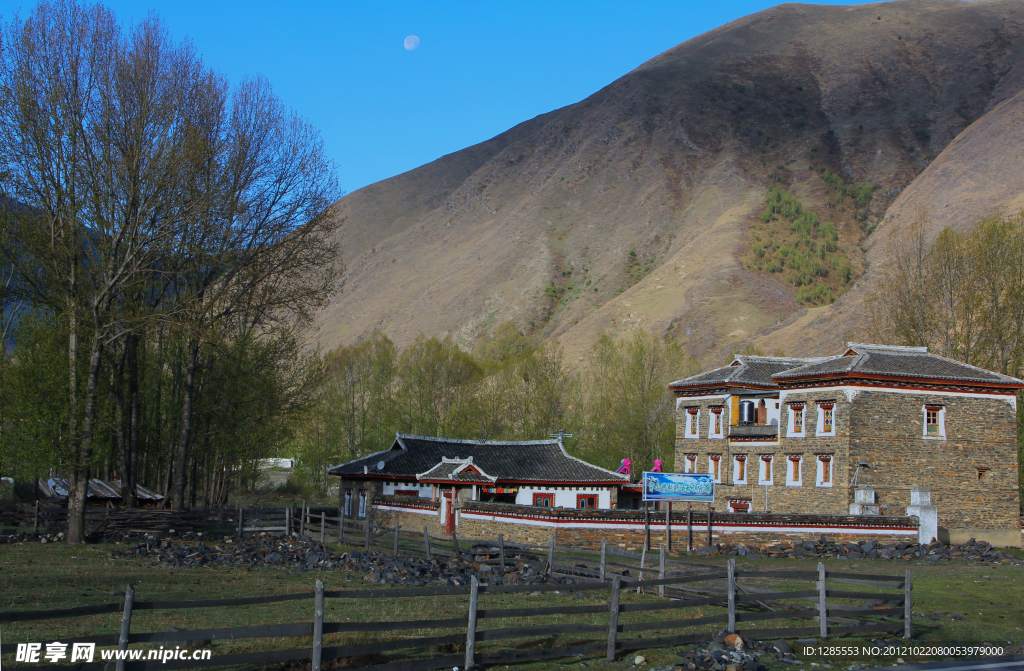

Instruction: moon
[404,35,420,51]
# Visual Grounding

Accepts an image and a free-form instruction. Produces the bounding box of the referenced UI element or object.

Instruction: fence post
[658,547,666,598]
[452,532,461,559]
[320,512,325,543]
[637,548,646,594]
[302,500,307,534]
[817,562,828,639]
[424,526,431,559]
[116,584,134,671]
[237,508,244,539]
[339,506,345,544]
[498,533,504,569]
[666,501,672,553]
[606,575,621,661]
[393,522,400,556]
[547,534,555,575]
[285,507,291,536]
[465,574,480,670]
[727,558,736,633]
[687,503,693,553]
[644,505,650,552]
[33,499,39,535]
[364,513,371,552]
[904,569,913,640]
[312,579,324,671]
[706,504,713,548]
[600,539,607,582]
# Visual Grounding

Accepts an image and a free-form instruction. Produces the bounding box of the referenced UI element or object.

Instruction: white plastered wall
[515,485,611,509]
[382,481,433,497]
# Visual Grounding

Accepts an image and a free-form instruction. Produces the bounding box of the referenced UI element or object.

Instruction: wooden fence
[0,556,912,671]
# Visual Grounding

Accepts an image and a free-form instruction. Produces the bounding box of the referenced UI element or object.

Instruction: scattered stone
[105,534,574,586]
[634,656,647,665]
[772,639,793,654]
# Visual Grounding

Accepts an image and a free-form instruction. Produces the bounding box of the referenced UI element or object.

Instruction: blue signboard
[642,472,715,502]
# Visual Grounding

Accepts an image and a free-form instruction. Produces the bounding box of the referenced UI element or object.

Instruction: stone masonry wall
[370,499,918,553]
[673,395,852,516]
[849,391,1022,533]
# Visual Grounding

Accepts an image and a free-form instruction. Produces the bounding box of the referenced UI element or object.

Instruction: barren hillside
[316,0,1024,364]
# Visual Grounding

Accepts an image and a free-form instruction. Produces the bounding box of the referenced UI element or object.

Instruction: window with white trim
[684,454,697,473]
[685,407,700,438]
[708,454,722,483]
[758,454,774,485]
[358,489,368,518]
[732,455,747,485]
[816,455,833,487]
[923,404,945,439]
[786,455,802,486]
[787,403,805,437]
[708,407,725,439]
[816,401,836,437]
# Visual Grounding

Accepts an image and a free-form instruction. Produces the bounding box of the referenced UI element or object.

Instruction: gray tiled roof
[328,434,629,484]
[774,343,1024,386]
[416,458,497,483]
[669,356,828,390]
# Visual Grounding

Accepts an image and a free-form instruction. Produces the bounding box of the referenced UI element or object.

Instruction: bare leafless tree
[0,1,340,539]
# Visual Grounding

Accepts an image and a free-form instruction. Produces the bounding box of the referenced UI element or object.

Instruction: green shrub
[276,478,308,496]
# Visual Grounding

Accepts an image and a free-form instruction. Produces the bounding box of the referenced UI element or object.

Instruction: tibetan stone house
[668,343,1024,547]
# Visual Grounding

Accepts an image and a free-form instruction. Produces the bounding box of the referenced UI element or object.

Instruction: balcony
[728,425,779,439]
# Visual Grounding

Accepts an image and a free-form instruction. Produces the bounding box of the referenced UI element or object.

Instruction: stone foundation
[369,497,919,552]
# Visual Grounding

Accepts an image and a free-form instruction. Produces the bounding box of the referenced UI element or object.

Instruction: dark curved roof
[669,356,827,391]
[774,344,1024,387]
[328,434,629,485]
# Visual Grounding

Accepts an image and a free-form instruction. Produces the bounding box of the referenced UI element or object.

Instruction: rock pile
[696,537,1023,564]
[109,533,571,586]
[670,633,800,671]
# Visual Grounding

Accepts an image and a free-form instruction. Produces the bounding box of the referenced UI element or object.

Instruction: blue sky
[1,1,860,196]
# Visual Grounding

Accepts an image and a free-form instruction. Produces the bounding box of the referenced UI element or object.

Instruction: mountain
[316,0,1024,363]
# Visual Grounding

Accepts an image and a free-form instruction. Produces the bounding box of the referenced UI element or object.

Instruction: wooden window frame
[576,494,598,509]
[786,454,802,486]
[685,454,697,473]
[709,454,722,483]
[686,407,700,438]
[733,455,747,484]
[816,454,833,487]
[533,492,555,507]
[788,402,805,437]
[923,404,945,439]
[709,406,724,438]
[758,454,774,485]
[816,400,836,436]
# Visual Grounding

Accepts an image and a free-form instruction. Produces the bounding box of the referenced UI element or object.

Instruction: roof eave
[671,382,778,395]
[774,372,1024,391]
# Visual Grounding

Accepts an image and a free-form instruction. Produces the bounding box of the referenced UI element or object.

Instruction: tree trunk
[172,340,199,510]
[66,275,85,544]
[126,333,141,508]
[68,329,106,543]
[113,338,128,502]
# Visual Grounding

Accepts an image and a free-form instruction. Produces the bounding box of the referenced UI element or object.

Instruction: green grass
[1,543,1022,670]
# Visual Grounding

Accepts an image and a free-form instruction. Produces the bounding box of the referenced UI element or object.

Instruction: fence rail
[1,557,912,671]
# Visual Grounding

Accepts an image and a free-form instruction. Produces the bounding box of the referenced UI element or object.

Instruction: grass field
[1,540,1022,670]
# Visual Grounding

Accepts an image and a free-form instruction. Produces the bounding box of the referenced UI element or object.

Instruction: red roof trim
[776,373,1024,391]
[333,473,625,486]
